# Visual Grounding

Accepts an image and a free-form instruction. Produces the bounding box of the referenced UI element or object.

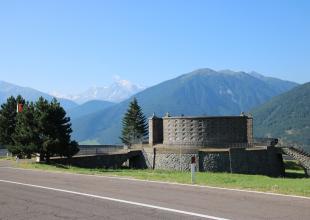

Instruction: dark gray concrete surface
[0,161,309,220]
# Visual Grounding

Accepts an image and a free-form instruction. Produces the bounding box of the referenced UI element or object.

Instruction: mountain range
[0,81,78,110]
[71,68,298,144]
[2,68,307,150]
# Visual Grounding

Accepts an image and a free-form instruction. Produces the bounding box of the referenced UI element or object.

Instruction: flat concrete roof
[161,115,252,119]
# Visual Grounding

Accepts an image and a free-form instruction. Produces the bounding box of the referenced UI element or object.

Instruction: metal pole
[179,145,182,171]
[229,149,233,174]
[191,156,196,184]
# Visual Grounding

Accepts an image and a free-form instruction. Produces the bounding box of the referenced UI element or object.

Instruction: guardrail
[76,145,124,156]
[253,138,278,146]
[0,145,125,157]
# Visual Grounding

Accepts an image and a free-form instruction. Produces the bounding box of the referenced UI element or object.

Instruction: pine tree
[35,97,79,161]
[1,96,78,160]
[120,97,148,146]
[33,97,49,160]
[48,98,79,158]
[10,102,38,158]
[0,95,25,146]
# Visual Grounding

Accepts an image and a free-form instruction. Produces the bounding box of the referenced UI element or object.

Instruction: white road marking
[1,166,309,200]
[0,179,229,220]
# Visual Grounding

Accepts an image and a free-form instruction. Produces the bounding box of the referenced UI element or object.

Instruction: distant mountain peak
[248,71,265,79]
[181,68,297,85]
[51,77,146,104]
[0,80,78,110]
[182,68,251,79]
[218,69,247,75]
[185,68,217,76]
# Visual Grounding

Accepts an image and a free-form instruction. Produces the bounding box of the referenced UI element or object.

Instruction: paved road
[0,162,309,220]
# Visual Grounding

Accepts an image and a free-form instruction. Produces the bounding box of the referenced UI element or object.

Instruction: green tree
[10,102,38,158]
[0,95,25,147]
[3,96,78,160]
[35,97,79,161]
[120,97,148,146]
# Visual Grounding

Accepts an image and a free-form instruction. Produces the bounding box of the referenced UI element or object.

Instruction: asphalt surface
[0,161,309,220]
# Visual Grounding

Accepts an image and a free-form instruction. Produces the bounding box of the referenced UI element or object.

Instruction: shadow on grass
[284,160,304,171]
[95,166,135,173]
[284,160,308,178]
[40,161,70,169]
[43,162,127,172]
[285,171,307,178]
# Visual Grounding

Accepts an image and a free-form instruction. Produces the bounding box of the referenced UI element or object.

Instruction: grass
[284,160,307,178]
[0,156,13,160]
[15,160,310,197]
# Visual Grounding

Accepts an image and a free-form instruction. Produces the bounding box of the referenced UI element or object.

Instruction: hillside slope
[252,82,310,152]
[67,100,114,119]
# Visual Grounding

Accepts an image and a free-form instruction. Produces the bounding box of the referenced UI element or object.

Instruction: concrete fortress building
[51,112,286,177]
[142,113,284,176]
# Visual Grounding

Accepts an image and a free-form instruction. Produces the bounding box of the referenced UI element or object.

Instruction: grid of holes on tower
[163,118,246,145]
[166,119,203,145]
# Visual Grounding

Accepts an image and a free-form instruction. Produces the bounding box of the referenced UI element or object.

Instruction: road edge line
[1,166,309,200]
[0,179,230,220]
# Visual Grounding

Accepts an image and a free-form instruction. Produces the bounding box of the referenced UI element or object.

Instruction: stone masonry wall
[154,150,198,171]
[140,147,198,171]
[141,146,284,176]
[198,147,284,176]
[229,147,284,176]
[199,150,230,172]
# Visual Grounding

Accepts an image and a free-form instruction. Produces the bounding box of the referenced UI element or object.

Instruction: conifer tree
[2,96,78,160]
[120,97,148,146]
[47,98,79,158]
[0,95,25,146]
[35,97,79,161]
[10,102,38,158]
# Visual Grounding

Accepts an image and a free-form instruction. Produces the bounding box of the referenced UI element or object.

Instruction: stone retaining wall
[199,150,230,172]
[141,147,198,171]
[49,146,285,176]
[141,146,284,176]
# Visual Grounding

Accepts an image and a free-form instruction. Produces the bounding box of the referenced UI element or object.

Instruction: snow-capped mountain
[51,77,146,104]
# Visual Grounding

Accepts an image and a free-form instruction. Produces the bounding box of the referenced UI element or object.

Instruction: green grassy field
[15,160,310,197]
[0,156,12,160]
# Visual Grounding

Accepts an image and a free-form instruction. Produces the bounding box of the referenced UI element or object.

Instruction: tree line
[0,95,79,161]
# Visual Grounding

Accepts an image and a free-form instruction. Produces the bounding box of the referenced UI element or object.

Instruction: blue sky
[0,0,309,94]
